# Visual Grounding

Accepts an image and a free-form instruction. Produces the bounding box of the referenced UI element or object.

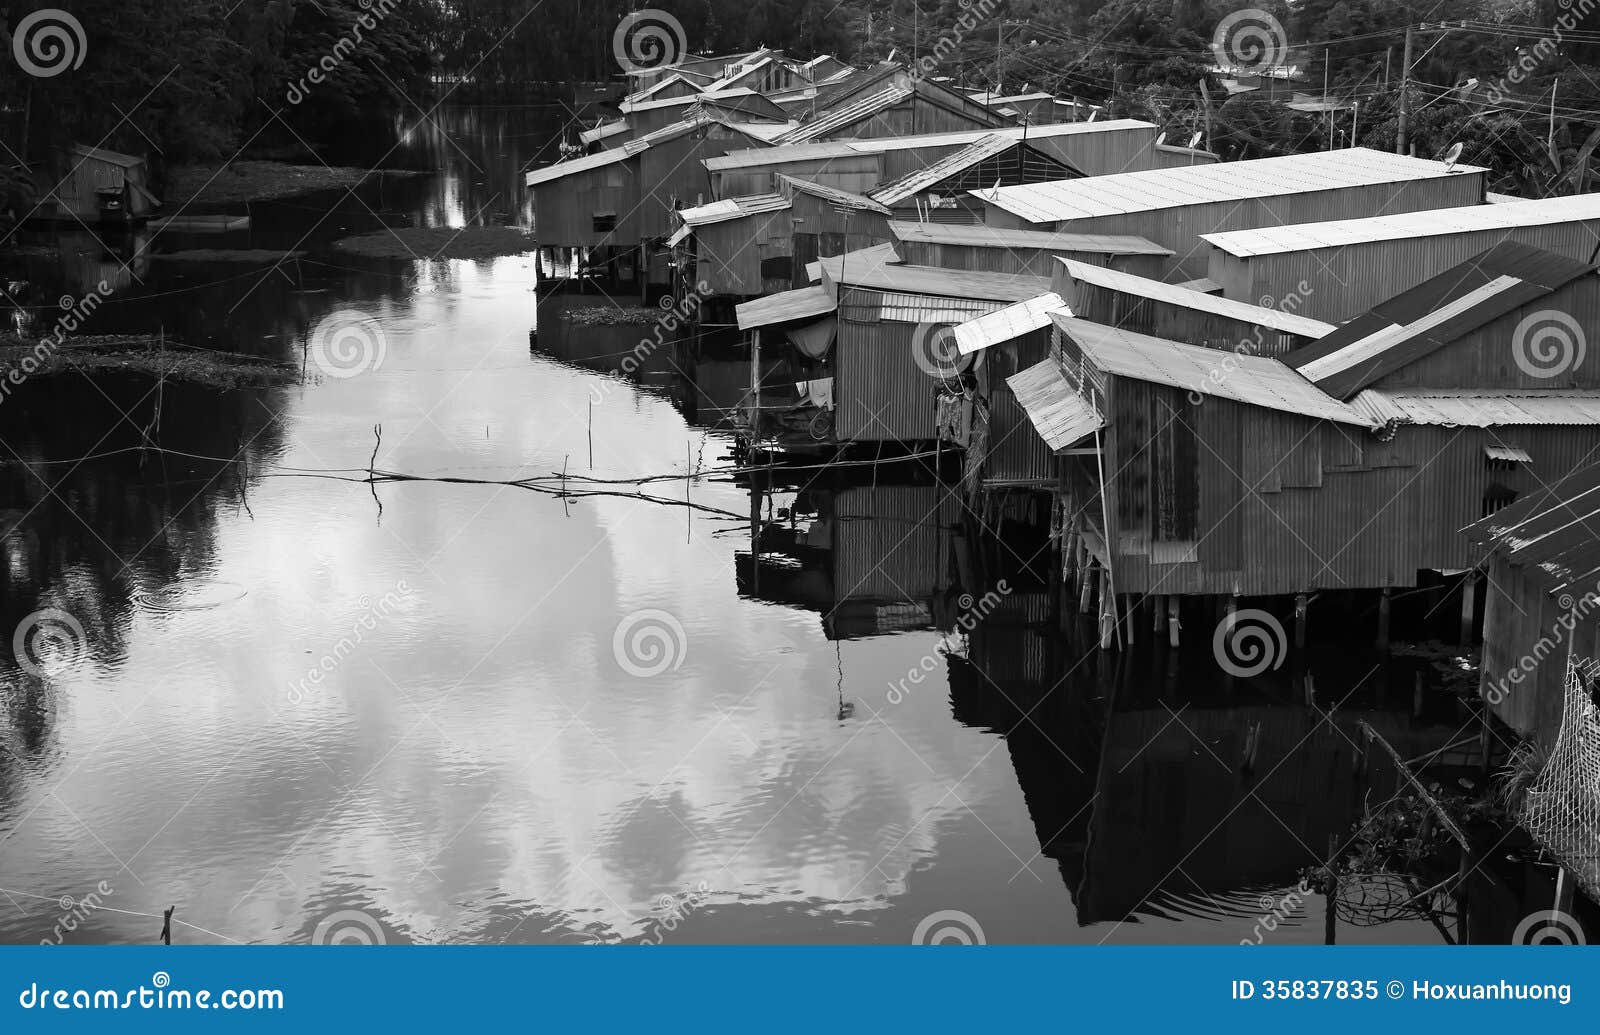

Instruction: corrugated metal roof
[1349,389,1600,428]
[820,255,1051,302]
[666,223,691,248]
[704,119,1158,171]
[736,285,836,329]
[979,147,1486,224]
[1465,464,1600,594]
[869,134,1015,205]
[1008,358,1105,450]
[622,86,763,113]
[579,119,630,145]
[678,192,789,226]
[1052,315,1373,426]
[775,84,913,144]
[1203,193,1600,257]
[1056,258,1337,338]
[888,220,1171,255]
[1284,242,1596,397]
[804,242,901,283]
[873,293,1004,324]
[777,174,890,213]
[955,293,1070,354]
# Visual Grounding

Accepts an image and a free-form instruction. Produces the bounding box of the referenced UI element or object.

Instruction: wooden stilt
[1153,594,1166,634]
[1293,593,1309,650]
[1124,595,1136,645]
[1079,560,1095,614]
[1097,568,1115,649]
[1167,596,1181,648]
[1377,587,1392,651]
[1459,571,1479,645]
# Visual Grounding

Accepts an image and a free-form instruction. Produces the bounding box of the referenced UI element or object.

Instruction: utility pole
[995,17,1003,95]
[1397,24,1414,155]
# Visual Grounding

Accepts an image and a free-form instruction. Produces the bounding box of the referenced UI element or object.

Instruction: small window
[592,211,616,233]
[1482,444,1531,516]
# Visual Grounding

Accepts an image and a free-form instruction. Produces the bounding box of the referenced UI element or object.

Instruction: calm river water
[0,105,1460,945]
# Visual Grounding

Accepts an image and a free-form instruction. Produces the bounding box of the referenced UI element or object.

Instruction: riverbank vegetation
[0,334,297,390]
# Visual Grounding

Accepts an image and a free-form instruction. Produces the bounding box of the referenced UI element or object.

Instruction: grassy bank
[163,161,428,207]
[0,334,298,390]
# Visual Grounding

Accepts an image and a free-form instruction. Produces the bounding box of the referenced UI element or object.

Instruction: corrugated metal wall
[892,241,1162,279]
[696,210,792,295]
[1370,277,1600,391]
[1210,215,1600,323]
[835,312,941,442]
[1070,281,1302,355]
[831,484,962,602]
[713,155,883,200]
[982,327,1057,484]
[1058,175,1488,282]
[1479,557,1594,745]
[1101,383,1600,595]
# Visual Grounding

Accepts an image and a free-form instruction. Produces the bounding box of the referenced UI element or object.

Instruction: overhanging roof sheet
[1052,316,1372,426]
[820,255,1050,302]
[889,221,1170,256]
[804,242,901,283]
[778,174,890,213]
[1057,258,1336,339]
[1350,389,1600,427]
[869,134,1021,205]
[978,147,1486,224]
[955,293,1069,354]
[1203,193,1600,257]
[774,84,915,144]
[704,120,1158,171]
[678,192,789,226]
[1465,464,1600,594]
[736,285,836,330]
[1285,242,1596,397]
[1008,358,1105,451]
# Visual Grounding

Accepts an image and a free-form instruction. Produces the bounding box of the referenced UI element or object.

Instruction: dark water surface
[0,106,1460,945]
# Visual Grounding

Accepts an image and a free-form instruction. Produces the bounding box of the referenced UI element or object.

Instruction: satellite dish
[1441,141,1464,170]
[1188,131,1204,149]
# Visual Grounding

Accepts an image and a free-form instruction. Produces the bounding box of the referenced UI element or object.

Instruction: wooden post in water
[1324,836,1338,945]
[1167,597,1181,648]
[1377,588,1392,651]
[1459,571,1479,644]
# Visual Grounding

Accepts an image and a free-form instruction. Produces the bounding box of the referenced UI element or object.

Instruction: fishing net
[1522,656,1600,901]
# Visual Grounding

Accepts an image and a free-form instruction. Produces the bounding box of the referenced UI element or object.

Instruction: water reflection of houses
[735,476,967,639]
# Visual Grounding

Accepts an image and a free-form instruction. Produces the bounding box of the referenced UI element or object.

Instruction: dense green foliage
[5,0,1600,199]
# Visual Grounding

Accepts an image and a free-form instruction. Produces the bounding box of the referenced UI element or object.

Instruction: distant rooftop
[979,147,1488,224]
